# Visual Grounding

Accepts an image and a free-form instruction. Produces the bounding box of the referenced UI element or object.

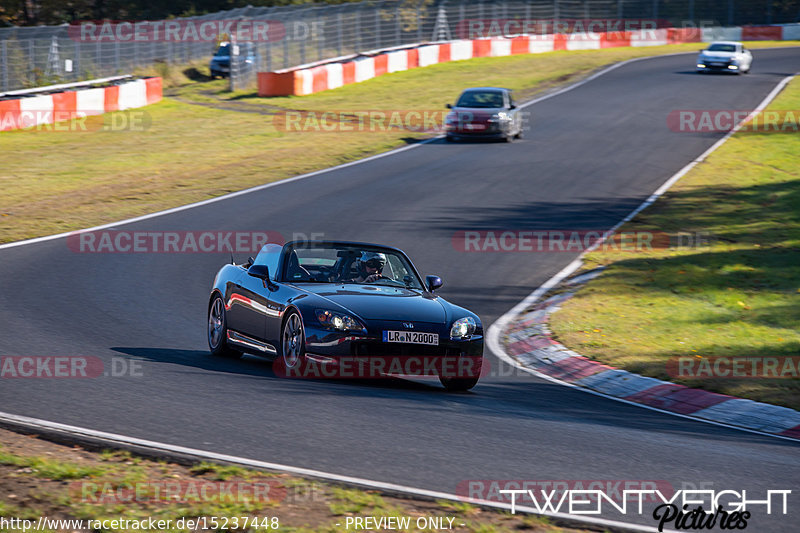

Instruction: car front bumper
[300,323,485,379]
[697,62,739,72]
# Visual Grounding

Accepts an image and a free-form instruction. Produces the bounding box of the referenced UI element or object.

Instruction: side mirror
[426,275,443,292]
[509,104,517,110]
[446,103,453,109]
[248,264,270,280]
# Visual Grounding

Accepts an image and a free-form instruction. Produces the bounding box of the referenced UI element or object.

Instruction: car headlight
[450,317,476,339]
[488,112,510,123]
[316,309,365,332]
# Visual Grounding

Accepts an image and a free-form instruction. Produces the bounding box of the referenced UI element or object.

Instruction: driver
[350,251,387,283]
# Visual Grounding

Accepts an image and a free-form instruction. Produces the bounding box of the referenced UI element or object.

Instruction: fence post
[688,0,694,23]
[524,3,530,33]
[115,40,120,72]
[283,16,290,68]
[1,40,7,91]
[395,5,401,46]
[617,0,623,19]
[29,40,35,80]
[416,5,422,43]
[375,5,380,50]
[653,0,659,21]
[460,4,466,39]
[74,40,80,80]
[229,35,237,91]
[318,12,324,61]
[356,6,362,53]
[728,0,734,25]
[338,12,344,56]
[299,12,306,64]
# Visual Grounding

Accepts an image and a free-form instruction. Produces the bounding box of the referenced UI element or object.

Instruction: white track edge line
[0,50,713,252]
[487,73,799,444]
[0,411,673,533]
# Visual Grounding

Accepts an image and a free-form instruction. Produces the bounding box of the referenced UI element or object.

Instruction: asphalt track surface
[1,50,799,530]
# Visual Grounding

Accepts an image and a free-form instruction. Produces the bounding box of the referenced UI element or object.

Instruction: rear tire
[445,135,456,142]
[208,295,242,359]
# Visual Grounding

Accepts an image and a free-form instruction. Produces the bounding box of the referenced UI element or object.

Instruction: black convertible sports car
[208,241,484,391]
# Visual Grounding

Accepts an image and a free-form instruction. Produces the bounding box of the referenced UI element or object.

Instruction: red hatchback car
[445,87,524,142]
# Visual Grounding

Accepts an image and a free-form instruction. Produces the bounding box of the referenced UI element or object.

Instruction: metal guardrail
[0,74,132,98]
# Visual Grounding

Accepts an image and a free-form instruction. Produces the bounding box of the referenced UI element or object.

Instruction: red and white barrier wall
[258,24,799,97]
[0,77,162,132]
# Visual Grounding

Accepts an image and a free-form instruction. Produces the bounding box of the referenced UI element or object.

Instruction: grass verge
[548,77,800,410]
[0,428,586,532]
[0,41,794,244]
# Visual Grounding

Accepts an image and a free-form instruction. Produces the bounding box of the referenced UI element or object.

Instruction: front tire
[280,311,307,374]
[208,295,242,359]
[440,376,479,392]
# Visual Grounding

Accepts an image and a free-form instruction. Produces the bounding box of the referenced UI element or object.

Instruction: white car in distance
[696,41,753,74]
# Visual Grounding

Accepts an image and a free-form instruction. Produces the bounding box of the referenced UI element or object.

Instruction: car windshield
[707,44,736,52]
[283,243,424,289]
[456,90,504,108]
[215,43,230,56]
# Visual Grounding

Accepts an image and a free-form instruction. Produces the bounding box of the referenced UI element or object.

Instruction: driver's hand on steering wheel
[364,274,385,283]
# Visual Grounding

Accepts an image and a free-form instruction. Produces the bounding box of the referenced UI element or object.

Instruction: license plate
[464,123,485,130]
[710,63,724,67]
[383,331,439,345]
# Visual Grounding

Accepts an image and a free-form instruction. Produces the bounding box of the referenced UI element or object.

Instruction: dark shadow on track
[111,346,445,393]
[110,347,800,448]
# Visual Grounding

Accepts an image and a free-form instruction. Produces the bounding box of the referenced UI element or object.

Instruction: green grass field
[548,78,800,410]
[1,41,793,244]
